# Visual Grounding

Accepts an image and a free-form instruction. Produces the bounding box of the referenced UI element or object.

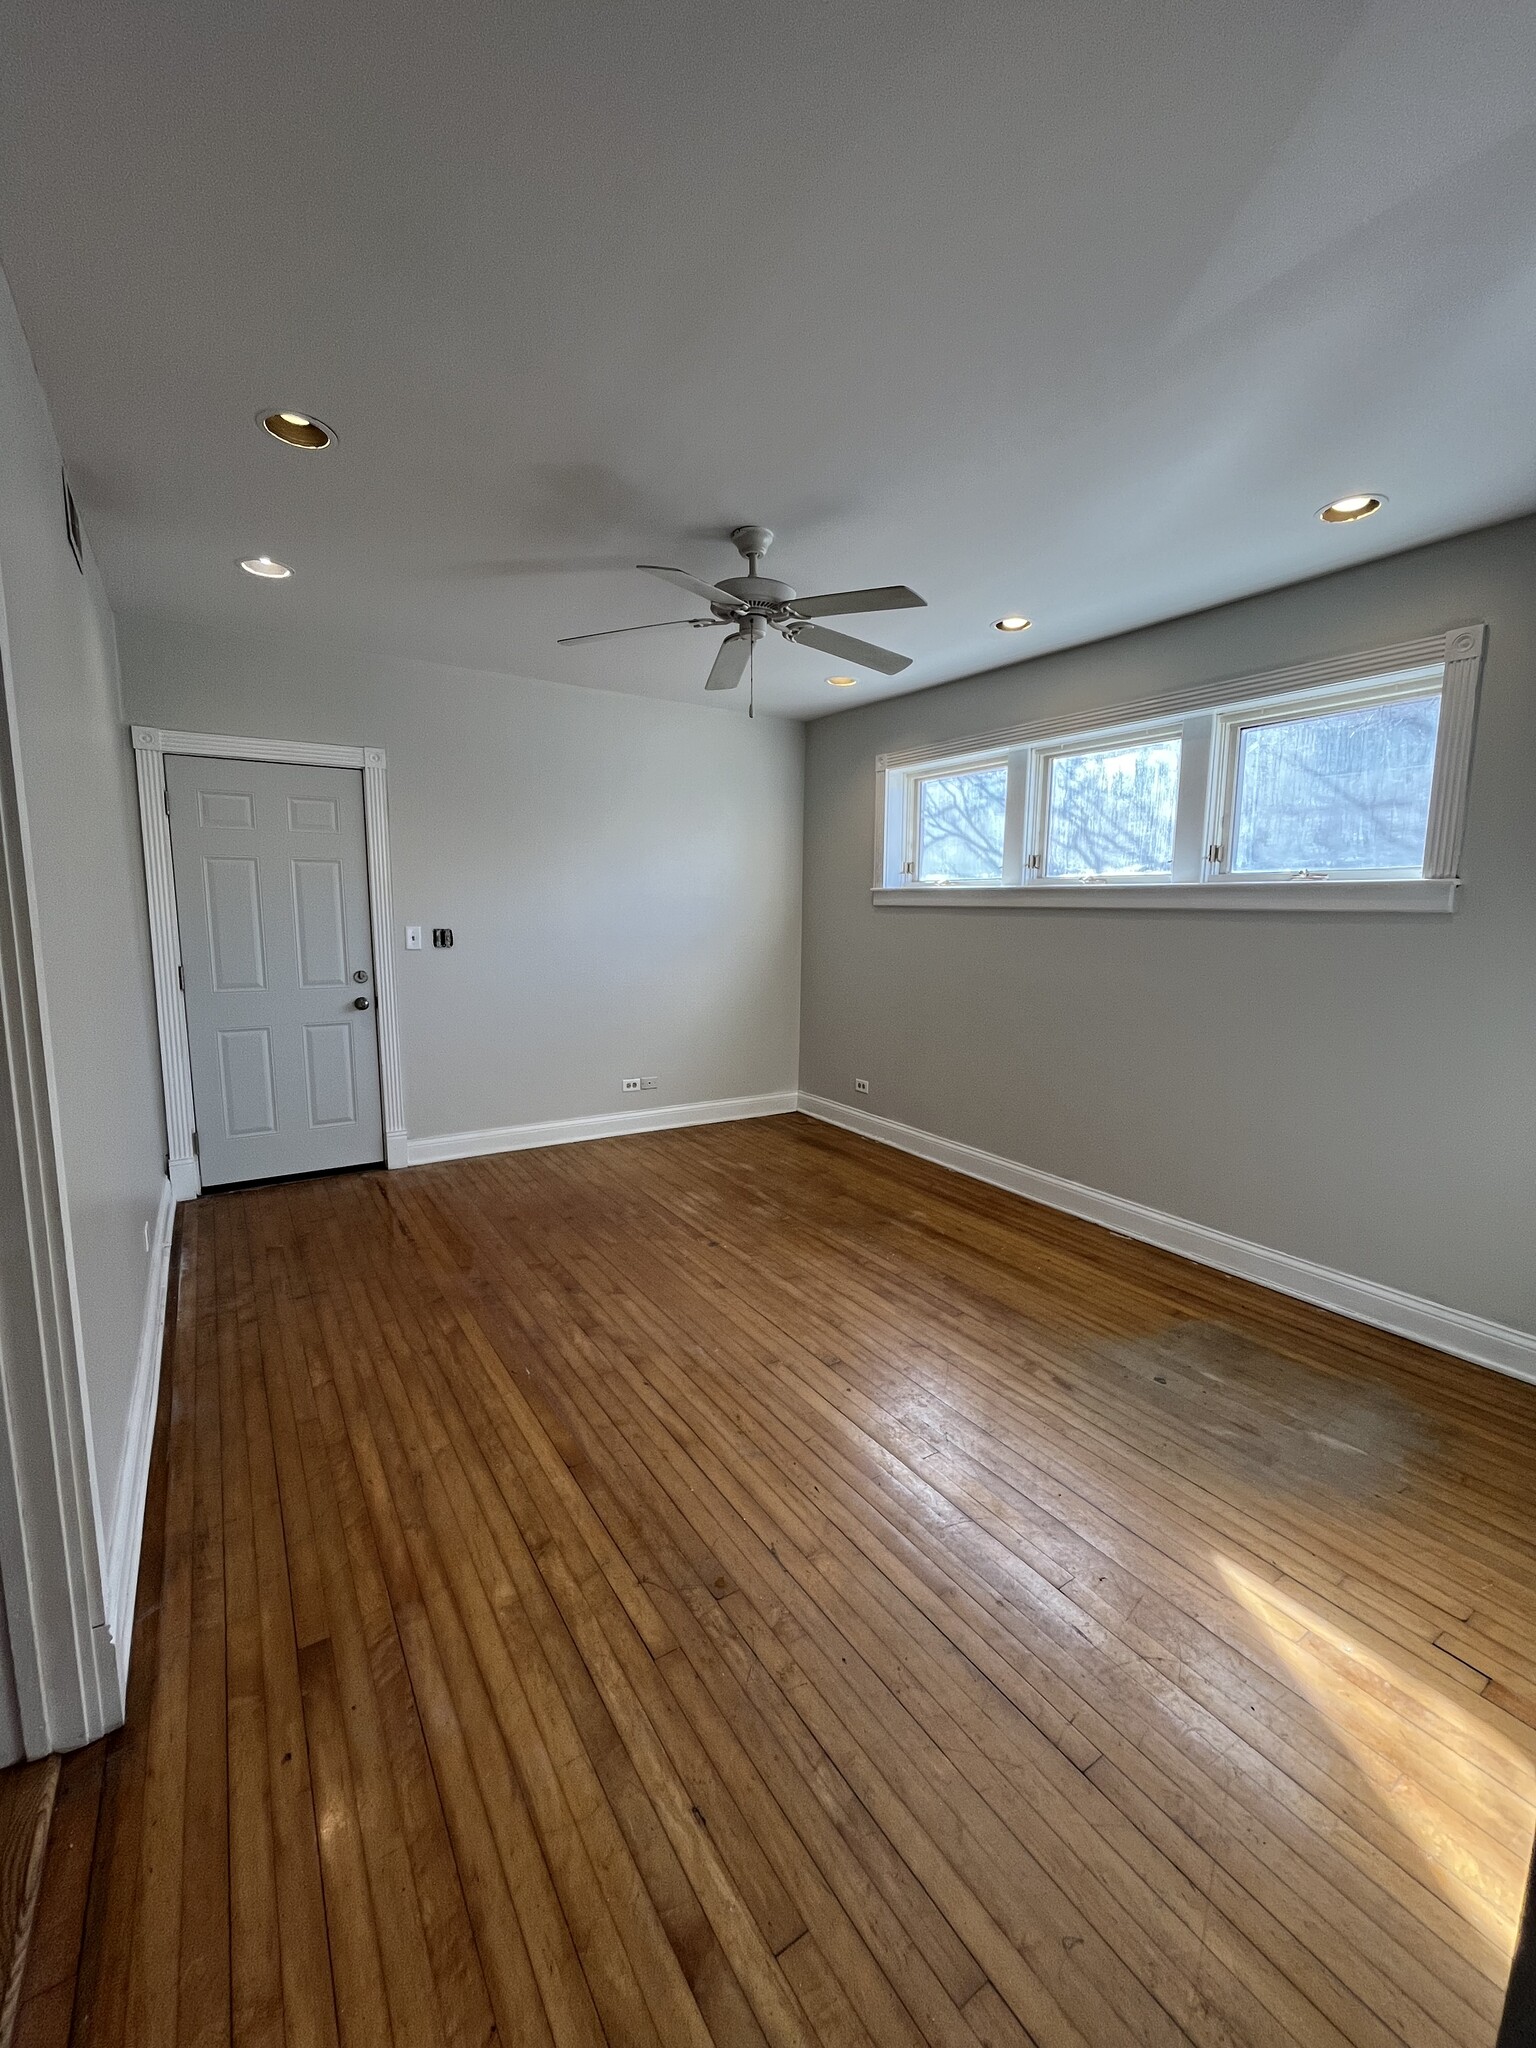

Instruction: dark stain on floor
[1093,1319,1433,1501]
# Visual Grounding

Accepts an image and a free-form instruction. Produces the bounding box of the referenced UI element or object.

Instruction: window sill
[872,879,1458,914]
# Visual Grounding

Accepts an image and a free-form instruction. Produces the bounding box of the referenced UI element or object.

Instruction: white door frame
[132,727,407,1196]
[0,646,119,1754]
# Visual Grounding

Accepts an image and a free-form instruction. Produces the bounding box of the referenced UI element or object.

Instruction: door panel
[167,756,383,1185]
[203,858,266,989]
[217,1028,278,1134]
[292,861,347,986]
[199,789,254,828]
[304,1023,357,1126]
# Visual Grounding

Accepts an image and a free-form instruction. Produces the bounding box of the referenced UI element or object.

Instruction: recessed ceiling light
[239,555,293,579]
[995,615,1032,632]
[260,409,335,450]
[1319,493,1383,523]
[827,675,857,688]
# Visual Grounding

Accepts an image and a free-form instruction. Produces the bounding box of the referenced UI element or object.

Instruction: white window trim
[873,625,1484,913]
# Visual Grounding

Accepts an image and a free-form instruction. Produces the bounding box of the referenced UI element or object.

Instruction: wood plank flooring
[0,1755,60,2046]
[20,1114,1536,2046]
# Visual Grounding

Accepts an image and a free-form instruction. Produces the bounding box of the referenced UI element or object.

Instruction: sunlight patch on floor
[1216,1557,1536,1958]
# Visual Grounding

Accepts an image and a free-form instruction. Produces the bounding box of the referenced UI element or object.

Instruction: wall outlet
[854,1078,870,1094]
[639,1077,658,1091]
[405,925,423,949]
[622,1077,642,1093]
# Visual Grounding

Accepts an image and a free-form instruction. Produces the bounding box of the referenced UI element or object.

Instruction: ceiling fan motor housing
[714,573,796,609]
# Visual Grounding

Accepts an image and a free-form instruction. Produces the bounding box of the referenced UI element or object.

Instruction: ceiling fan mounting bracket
[730,524,774,564]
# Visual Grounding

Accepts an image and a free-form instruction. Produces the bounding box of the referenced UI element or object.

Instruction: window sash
[1208,680,1442,880]
[911,763,1009,884]
[1027,725,1185,883]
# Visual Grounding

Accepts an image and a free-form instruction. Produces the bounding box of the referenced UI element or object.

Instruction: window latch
[1207,842,1223,863]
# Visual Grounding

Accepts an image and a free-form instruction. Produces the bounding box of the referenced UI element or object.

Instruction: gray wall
[0,270,165,1587]
[119,619,803,1143]
[801,517,1536,1335]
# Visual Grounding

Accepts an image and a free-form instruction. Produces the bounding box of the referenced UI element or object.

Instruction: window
[1042,735,1180,879]
[1224,692,1440,876]
[915,765,1007,882]
[875,627,1483,912]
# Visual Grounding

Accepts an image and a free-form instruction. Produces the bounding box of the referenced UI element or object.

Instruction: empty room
[0,3,1533,2044]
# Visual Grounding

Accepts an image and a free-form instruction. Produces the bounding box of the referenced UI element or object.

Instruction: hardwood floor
[0,1755,60,2045]
[18,1114,1536,2046]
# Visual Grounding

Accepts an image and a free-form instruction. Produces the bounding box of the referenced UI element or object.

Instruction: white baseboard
[405,1090,800,1167]
[798,1093,1536,1386]
[104,1175,177,1690]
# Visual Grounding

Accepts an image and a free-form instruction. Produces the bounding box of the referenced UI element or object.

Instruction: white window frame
[873,625,1485,913]
[1207,673,1443,885]
[908,759,1012,885]
[1029,720,1187,885]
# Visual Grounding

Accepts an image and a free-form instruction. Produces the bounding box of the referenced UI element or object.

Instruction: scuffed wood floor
[17,1114,1536,2045]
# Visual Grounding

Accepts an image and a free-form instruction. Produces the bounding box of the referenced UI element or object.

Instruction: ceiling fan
[557,525,926,691]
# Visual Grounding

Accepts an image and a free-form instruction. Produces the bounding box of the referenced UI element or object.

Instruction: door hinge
[191,1130,199,1158]
[177,962,184,992]
[164,784,171,815]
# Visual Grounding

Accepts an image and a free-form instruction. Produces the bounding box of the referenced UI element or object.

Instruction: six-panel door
[165,756,384,1186]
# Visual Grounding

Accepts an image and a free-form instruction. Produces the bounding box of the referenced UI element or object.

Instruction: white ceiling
[3,0,1534,719]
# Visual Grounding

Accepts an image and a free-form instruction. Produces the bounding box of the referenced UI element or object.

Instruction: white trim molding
[872,880,1457,914]
[131,726,408,1192]
[875,627,1481,771]
[407,1090,798,1166]
[103,1175,175,1691]
[0,633,119,1752]
[798,1093,1536,1386]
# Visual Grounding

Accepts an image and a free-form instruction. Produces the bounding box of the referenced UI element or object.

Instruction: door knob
[353,995,371,1010]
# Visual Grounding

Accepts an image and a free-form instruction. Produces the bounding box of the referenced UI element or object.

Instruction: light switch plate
[405,925,423,949]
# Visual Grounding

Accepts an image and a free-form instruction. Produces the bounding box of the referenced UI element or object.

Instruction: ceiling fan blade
[784,622,912,676]
[557,616,715,645]
[704,632,753,691]
[637,563,742,611]
[785,583,926,620]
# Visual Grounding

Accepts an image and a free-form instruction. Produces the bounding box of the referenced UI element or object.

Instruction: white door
[166,756,384,1186]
